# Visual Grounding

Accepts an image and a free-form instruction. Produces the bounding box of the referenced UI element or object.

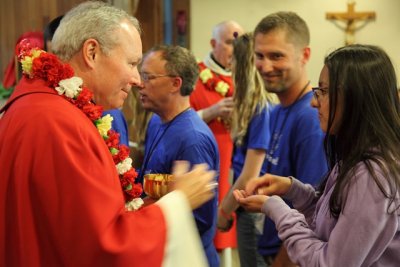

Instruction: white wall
[191,0,400,86]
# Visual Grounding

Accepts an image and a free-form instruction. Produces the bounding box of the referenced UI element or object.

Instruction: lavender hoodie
[262,161,400,267]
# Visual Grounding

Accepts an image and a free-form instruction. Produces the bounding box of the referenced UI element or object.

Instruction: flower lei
[16,40,143,211]
[199,67,230,97]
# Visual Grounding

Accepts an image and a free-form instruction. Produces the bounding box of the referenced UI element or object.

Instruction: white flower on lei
[116,157,133,175]
[125,198,144,211]
[55,76,83,98]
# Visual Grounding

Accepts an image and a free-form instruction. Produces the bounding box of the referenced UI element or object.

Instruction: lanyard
[266,81,310,172]
[139,107,191,179]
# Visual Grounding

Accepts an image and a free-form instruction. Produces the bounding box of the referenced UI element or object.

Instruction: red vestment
[190,60,237,249]
[0,78,207,267]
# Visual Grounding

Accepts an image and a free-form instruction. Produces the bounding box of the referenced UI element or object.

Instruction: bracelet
[219,206,233,220]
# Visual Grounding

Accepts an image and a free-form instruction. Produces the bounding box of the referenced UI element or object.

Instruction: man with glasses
[137,45,220,267]
[253,12,328,266]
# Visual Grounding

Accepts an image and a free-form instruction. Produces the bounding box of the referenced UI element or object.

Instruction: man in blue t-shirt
[137,45,220,267]
[253,12,328,267]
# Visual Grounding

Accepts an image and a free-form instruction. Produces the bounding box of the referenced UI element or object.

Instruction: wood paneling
[135,0,163,53]
[0,0,191,83]
[129,0,191,53]
[0,0,88,83]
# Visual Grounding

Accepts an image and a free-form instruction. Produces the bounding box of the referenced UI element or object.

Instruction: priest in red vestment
[190,20,244,255]
[0,2,215,267]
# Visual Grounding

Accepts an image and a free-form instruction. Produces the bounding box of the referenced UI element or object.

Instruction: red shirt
[0,78,166,266]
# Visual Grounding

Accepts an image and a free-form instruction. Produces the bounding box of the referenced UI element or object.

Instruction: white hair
[52,1,141,61]
[211,20,242,42]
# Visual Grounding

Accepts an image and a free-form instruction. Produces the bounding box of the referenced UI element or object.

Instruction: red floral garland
[198,62,234,97]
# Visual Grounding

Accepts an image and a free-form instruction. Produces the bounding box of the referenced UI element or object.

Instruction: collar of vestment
[203,53,231,76]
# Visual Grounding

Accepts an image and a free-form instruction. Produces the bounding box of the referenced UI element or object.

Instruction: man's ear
[301,46,311,65]
[171,76,183,93]
[81,38,100,68]
[210,39,216,49]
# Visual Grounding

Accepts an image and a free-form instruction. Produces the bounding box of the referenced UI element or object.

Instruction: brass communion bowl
[143,174,174,199]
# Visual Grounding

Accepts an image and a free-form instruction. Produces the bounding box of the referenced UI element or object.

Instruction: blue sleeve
[247,106,271,150]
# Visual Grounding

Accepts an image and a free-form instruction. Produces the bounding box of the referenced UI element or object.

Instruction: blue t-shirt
[258,92,328,256]
[232,105,272,181]
[103,109,129,146]
[141,108,220,267]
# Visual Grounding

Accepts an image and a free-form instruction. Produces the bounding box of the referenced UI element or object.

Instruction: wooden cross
[326,1,376,45]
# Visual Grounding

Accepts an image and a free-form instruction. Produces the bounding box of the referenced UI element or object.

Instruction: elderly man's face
[212,24,243,69]
[92,20,142,110]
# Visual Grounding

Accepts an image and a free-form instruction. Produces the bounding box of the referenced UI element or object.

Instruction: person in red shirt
[190,20,244,261]
[0,2,216,267]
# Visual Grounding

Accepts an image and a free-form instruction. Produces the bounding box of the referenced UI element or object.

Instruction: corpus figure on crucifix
[326,0,376,45]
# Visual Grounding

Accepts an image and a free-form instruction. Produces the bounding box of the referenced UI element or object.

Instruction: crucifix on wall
[326,0,376,45]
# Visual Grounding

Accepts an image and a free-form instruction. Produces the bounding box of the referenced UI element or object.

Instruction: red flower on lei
[16,40,143,210]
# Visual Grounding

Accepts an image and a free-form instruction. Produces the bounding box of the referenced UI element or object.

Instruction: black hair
[321,44,400,218]
[43,15,64,51]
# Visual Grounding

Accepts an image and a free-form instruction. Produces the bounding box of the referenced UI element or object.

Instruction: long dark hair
[321,44,400,218]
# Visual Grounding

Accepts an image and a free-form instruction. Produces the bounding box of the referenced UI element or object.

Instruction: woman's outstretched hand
[234,174,292,212]
[233,189,267,212]
[245,174,292,196]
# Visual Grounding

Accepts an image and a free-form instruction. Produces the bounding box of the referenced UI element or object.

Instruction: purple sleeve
[283,177,319,226]
[262,163,399,267]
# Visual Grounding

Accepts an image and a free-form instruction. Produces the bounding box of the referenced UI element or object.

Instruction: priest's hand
[199,96,234,123]
[172,161,217,210]
[215,96,234,121]
[142,196,157,207]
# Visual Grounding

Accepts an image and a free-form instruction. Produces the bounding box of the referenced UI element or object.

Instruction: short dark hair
[43,15,64,51]
[146,45,199,96]
[254,11,310,48]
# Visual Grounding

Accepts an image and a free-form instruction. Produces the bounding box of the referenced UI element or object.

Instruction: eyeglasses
[140,72,175,82]
[312,86,329,102]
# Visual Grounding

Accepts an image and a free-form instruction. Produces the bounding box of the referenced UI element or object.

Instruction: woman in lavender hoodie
[234,44,400,267]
